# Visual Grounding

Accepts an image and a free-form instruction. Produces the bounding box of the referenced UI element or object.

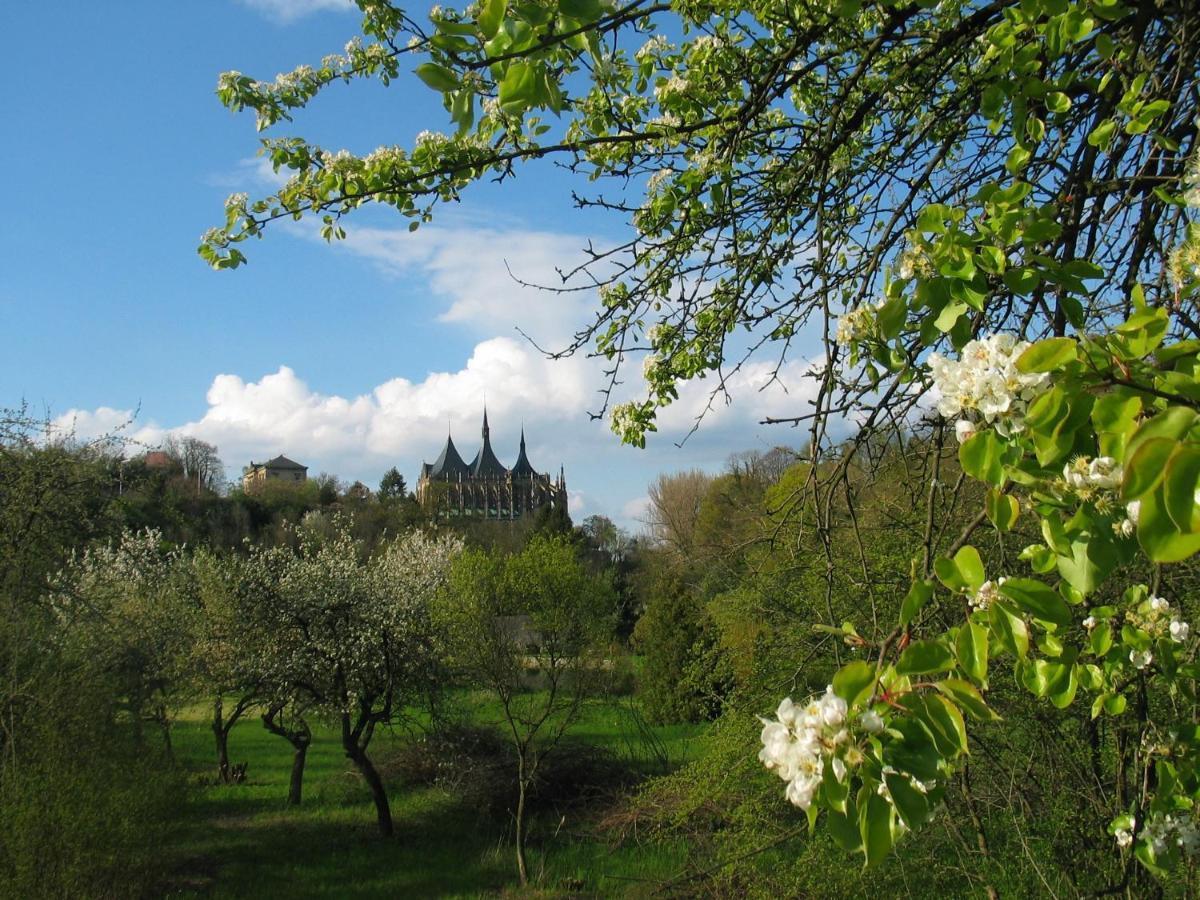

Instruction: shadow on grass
[167,786,513,898]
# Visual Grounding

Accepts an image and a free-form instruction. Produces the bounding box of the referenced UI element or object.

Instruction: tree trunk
[262,703,310,804]
[342,713,392,837]
[213,697,231,782]
[288,743,308,806]
[515,754,529,886]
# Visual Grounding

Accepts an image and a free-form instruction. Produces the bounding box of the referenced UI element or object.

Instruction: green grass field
[165,694,705,898]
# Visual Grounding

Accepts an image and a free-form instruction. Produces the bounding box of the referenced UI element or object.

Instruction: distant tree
[529,500,572,538]
[344,480,372,503]
[163,436,223,494]
[645,470,713,559]
[438,535,614,884]
[378,467,407,500]
[632,569,707,724]
[313,472,341,506]
[579,514,631,560]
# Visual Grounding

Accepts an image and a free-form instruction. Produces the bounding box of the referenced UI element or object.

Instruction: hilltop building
[242,455,308,492]
[417,411,566,520]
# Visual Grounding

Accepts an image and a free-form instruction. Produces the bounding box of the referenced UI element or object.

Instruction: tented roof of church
[510,429,537,478]
[424,434,470,479]
[468,409,507,477]
[420,413,548,481]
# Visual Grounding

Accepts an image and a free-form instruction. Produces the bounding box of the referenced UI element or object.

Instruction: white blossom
[954,419,977,444]
[645,168,673,194]
[1129,648,1153,670]
[608,402,640,441]
[970,578,1005,612]
[1170,619,1190,642]
[1064,456,1123,494]
[635,35,671,61]
[836,305,874,346]
[1083,615,1097,630]
[928,334,1048,432]
[1115,828,1133,849]
[654,74,689,101]
[860,709,884,734]
[760,686,853,811]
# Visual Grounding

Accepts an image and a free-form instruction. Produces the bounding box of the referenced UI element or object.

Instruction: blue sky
[0,0,817,530]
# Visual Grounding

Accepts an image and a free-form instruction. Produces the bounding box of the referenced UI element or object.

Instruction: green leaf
[1088,118,1116,149]
[822,757,849,813]
[896,640,956,676]
[977,245,1006,274]
[934,556,966,592]
[1006,145,1031,174]
[916,204,950,234]
[988,600,1028,657]
[1163,444,1200,533]
[935,678,1000,721]
[886,717,942,781]
[986,489,1019,532]
[953,546,986,591]
[1137,483,1200,563]
[1019,543,1056,574]
[858,792,894,868]
[832,660,877,709]
[827,804,862,852]
[414,63,460,92]
[956,620,988,685]
[885,772,930,829]
[1122,437,1176,501]
[558,0,602,20]
[999,578,1072,626]
[1048,659,1079,709]
[1003,266,1040,294]
[478,0,505,38]
[1092,393,1141,458]
[1016,337,1076,373]
[1045,91,1071,113]
[498,61,538,111]
[900,579,935,627]
[1124,408,1197,487]
[959,430,1005,486]
[927,694,969,755]
[1090,621,1113,656]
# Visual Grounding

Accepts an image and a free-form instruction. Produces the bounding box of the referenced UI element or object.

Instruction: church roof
[510,428,537,478]
[426,433,470,479]
[468,409,508,478]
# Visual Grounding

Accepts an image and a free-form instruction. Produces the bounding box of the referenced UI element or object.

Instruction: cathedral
[416,411,567,520]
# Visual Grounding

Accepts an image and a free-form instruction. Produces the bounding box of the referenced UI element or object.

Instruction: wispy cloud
[236,0,355,24]
[206,156,290,191]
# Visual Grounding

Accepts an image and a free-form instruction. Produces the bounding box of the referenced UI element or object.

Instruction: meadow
[166,694,705,898]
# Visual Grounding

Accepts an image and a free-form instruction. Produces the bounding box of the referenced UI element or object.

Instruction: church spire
[482,406,490,441]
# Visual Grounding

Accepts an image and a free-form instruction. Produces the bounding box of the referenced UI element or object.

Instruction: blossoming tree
[236,517,462,835]
[204,0,1200,883]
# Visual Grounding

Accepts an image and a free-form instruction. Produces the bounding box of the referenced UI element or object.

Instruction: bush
[633,574,717,724]
[0,680,185,899]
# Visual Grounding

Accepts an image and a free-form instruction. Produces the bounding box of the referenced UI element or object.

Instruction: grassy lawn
[165,694,704,898]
